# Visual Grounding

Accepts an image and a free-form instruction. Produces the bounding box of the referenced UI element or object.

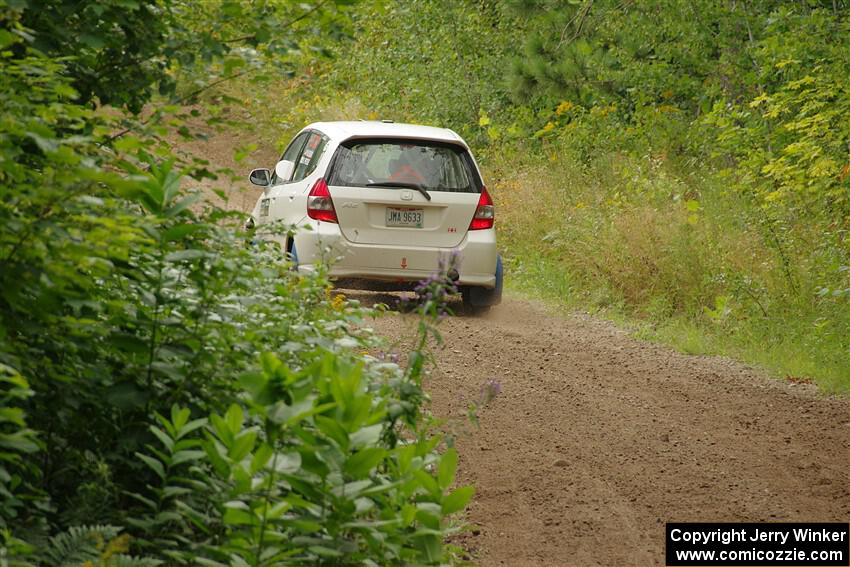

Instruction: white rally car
[248,120,502,311]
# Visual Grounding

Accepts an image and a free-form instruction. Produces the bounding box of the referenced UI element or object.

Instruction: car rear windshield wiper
[366,181,432,201]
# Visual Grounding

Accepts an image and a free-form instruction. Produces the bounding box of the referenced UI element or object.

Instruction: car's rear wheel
[461,255,502,314]
[286,239,298,268]
[461,288,491,314]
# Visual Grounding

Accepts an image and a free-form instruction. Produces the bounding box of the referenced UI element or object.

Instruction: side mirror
[249,168,271,187]
[275,159,295,182]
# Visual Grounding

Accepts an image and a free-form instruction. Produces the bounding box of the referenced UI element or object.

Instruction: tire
[287,239,299,269]
[461,254,503,313]
[461,288,491,314]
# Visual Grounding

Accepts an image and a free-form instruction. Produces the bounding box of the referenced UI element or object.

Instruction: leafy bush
[0,9,472,565]
[124,348,471,565]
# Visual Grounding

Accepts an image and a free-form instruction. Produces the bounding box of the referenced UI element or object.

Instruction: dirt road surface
[360,293,850,567]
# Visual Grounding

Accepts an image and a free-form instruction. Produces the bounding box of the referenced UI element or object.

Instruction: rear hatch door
[326,138,481,248]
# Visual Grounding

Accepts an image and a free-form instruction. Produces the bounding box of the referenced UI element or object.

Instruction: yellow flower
[331,293,346,311]
[555,100,574,115]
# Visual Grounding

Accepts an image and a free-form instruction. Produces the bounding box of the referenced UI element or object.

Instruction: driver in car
[388,146,427,185]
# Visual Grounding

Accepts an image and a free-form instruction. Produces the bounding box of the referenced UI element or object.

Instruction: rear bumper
[293,222,497,288]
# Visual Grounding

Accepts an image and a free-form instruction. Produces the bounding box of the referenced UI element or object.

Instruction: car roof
[307,121,467,147]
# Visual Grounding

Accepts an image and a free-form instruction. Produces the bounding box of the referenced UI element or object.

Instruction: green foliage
[0,366,41,529]
[495,149,850,391]
[114,271,471,565]
[193,350,465,565]
[704,8,850,217]
[37,525,160,567]
[0,5,473,565]
[12,0,171,112]
[3,0,358,112]
[119,327,468,564]
[331,0,524,141]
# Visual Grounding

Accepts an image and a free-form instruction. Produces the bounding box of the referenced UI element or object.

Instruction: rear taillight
[469,186,495,230]
[306,178,337,223]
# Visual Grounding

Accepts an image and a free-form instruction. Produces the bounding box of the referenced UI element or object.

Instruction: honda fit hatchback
[248,121,502,310]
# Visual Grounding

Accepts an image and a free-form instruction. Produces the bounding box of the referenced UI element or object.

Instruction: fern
[40,525,121,567]
[36,525,160,567]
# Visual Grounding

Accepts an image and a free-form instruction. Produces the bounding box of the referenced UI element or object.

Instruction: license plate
[385,207,423,228]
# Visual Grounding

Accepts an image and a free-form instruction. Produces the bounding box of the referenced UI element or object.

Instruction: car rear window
[327,138,481,193]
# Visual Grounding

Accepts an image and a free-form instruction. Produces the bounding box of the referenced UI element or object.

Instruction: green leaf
[343,448,386,478]
[269,398,335,426]
[136,453,165,479]
[442,485,475,514]
[149,426,175,452]
[164,193,202,218]
[177,417,208,440]
[0,408,26,427]
[0,431,39,453]
[349,423,382,449]
[308,546,343,558]
[438,447,457,489]
[414,533,442,562]
[401,504,416,526]
[113,135,143,153]
[265,500,290,520]
[315,415,349,448]
[224,404,244,434]
[170,405,191,431]
[0,29,18,50]
[172,449,206,466]
[250,443,273,473]
[127,491,158,511]
[413,470,440,499]
[210,414,233,446]
[228,431,257,461]
[223,507,256,526]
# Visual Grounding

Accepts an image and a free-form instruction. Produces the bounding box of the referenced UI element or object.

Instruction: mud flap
[464,255,503,307]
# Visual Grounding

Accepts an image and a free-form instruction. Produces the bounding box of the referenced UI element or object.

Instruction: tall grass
[487,146,850,393]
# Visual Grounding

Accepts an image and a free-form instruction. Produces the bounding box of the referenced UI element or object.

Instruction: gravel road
[361,293,849,567]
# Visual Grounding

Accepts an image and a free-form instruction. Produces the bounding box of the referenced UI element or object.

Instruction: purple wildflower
[479,379,501,405]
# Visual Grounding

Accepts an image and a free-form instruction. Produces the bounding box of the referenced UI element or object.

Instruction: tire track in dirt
[362,294,850,567]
